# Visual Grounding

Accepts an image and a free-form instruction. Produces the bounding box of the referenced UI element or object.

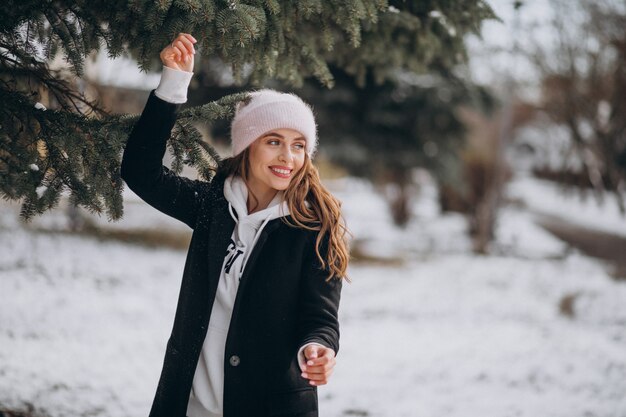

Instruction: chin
[272,176,296,190]
[271,182,290,191]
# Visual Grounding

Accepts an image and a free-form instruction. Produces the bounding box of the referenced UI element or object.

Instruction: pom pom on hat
[230,89,318,158]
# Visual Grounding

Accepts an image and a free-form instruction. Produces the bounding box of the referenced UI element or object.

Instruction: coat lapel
[237,218,283,293]
[226,217,283,343]
[207,177,236,290]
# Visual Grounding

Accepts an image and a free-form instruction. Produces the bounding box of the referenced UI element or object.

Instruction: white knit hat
[230,89,318,158]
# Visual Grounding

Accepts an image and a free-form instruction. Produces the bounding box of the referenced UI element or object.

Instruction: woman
[120,33,350,417]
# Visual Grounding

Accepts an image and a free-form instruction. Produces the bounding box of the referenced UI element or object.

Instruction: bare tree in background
[527,0,626,213]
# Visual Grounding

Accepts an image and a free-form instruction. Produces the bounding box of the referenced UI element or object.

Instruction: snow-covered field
[507,173,626,239]
[1,173,626,417]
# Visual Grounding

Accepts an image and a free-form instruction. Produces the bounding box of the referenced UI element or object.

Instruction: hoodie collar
[223,174,290,225]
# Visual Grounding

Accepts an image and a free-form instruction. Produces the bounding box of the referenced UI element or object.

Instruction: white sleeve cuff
[154,65,193,104]
[297,342,327,371]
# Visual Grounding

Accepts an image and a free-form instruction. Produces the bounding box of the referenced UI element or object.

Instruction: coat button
[229,355,240,367]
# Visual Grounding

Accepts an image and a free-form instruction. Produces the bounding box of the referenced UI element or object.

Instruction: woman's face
[246,128,307,195]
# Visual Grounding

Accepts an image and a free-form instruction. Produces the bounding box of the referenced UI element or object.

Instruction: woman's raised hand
[160,33,197,72]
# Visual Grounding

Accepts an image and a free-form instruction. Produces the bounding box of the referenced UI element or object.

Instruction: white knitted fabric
[230,89,318,158]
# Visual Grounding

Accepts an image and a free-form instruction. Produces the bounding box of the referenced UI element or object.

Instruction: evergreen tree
[0,0,497,220]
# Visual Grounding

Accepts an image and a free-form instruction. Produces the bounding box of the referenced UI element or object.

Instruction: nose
[278,143,294,162]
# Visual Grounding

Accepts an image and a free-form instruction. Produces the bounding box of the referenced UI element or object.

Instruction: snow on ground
[1,173,626,417]
[0,212,182,416]
[507,173,626,239]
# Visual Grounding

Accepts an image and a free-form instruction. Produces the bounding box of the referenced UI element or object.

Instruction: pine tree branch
[0,0,499,220]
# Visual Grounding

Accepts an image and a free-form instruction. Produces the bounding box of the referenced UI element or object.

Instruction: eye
[293,142,305,150]
[267,138,280,145]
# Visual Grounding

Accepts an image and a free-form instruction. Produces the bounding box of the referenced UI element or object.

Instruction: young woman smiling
[120,33,351,417]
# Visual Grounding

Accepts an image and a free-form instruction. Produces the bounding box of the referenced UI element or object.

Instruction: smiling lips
[270,166,292,178]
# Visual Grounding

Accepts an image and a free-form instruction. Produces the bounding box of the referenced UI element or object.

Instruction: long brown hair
[216,148,352,283]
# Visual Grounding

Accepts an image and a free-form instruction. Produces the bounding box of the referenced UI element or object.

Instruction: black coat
[120,91,342,417]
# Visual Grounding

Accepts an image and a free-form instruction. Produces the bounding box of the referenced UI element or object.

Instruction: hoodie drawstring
[238,213,274,275]
[228,202,238,222]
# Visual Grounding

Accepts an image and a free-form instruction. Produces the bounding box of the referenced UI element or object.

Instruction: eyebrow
[263,132,306,141]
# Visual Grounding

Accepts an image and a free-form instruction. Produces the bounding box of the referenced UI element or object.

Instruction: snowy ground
[1,173,626,417]
[507,173,626,240]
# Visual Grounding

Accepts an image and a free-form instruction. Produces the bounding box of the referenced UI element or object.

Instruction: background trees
[517,0,626,212]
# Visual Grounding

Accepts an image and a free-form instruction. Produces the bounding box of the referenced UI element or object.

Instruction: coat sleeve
[120,90,209,229]
[295,232,343,356]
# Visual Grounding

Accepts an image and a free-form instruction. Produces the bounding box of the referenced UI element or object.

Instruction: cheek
[249,147,270,169]
[256,147,275,164]
[294,155,305,172]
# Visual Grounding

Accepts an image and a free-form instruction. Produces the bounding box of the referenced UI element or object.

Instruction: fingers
[301,367,334,385]
[173,33,197,51]
[303,345,318,362]
[158,33,197,71]
[305,357,335,373]
[301,368,334,385]
[303,345,334,361]
[305,347,335,366]
[179,33,197,44]
[171,33,197,46]
[173,36,196,57]
[171,43,193,63]
[301,348,336,386]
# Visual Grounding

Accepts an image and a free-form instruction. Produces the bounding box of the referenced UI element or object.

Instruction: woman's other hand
[160,33,197,72]
[300,344,336,386]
